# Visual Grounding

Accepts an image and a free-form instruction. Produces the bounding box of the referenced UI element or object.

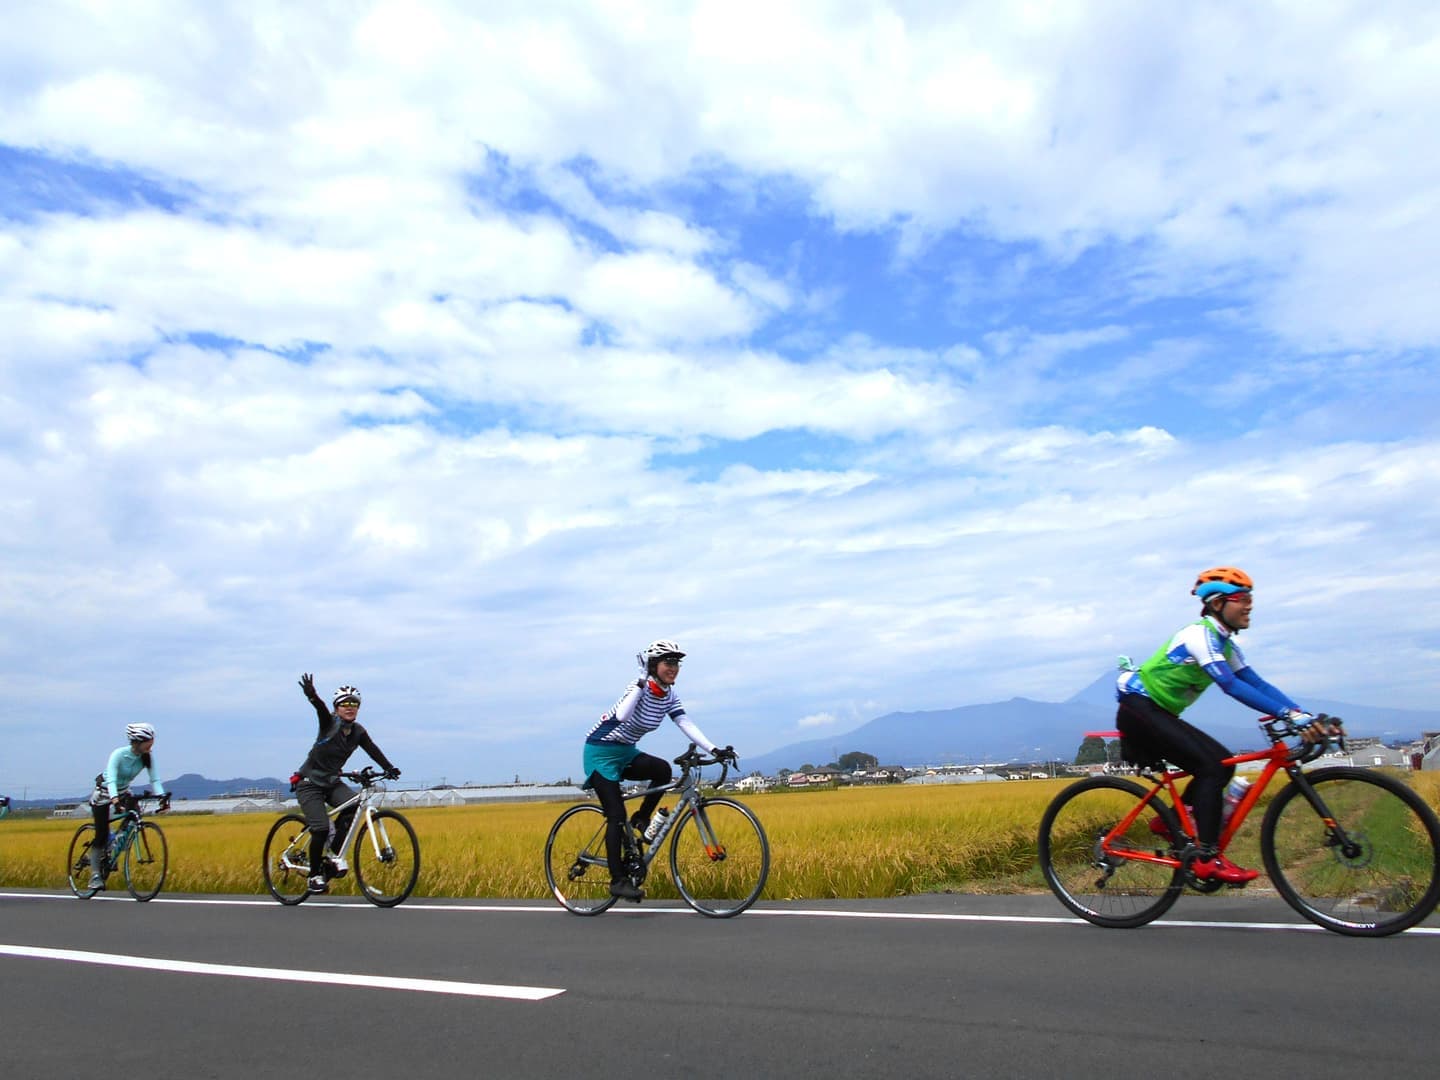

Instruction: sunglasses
[656,656,683,664]
[335,699,361,708]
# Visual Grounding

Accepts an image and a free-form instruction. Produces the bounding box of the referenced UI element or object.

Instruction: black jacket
[297,691,395,784]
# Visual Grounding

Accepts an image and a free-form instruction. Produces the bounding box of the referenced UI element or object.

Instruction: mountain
[161,773,292,799]
[743,672,1440,775]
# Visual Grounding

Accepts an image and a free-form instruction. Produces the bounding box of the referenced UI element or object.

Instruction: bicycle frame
[311,779,392,865]
[577,752,737,879]
[617,764,705,871]
[1091,718,1340,870]
[105,794,165,867]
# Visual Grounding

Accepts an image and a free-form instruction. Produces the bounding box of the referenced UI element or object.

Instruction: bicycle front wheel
[1261,766,1440,936]
[67,823,100,899]
[669,797,770,917]
[262,813,313,906]
[1038,777,1184,929]
[124,822,168,900]
[353,810,420,907]
[544,803,619,915]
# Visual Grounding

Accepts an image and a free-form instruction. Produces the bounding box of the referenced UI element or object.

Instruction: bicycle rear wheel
[544,803,618,915]
[1038,776,1184,928]
[124,822,168,900]
[67,823,101,899]
[1261,766,1440,936]
[262,813,313,905]
[669,798,770,917]
[352,810,420,907]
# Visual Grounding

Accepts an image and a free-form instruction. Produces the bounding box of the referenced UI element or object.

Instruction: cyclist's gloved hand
[299,672,318,697]
[714,745,738,765]
[157,793,171,813]
[384,767,402,780]
[1308,712,1343,744]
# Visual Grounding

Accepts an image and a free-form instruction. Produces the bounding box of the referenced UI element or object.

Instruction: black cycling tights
[585,751,672,882]
[1116,695,1235,846]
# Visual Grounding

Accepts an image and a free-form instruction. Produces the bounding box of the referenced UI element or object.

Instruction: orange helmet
[1192,566,1253,601]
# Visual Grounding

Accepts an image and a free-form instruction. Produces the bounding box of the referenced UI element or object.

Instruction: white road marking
[0,942,565,1000]
[4,890,1438,934]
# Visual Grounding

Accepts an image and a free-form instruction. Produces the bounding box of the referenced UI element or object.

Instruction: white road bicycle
[262,767,420,907]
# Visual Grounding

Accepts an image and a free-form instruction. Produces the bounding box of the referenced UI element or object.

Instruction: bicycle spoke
[124,822,168,901]
[262,814,313,905]
[1038,777,1184,929]
[668,798,769,917]
[352,810,420,907]
[545,803,618,915]
[1262,767,1440,936]
[66,824,100,899]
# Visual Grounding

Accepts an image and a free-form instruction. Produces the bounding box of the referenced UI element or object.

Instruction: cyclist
[295,675,401,894]
[1116,567,1337,884]
[86,723,169,890]
[584,640,737,901]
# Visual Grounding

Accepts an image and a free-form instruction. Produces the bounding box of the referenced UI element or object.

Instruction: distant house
[1421,732,1440,771]
[787,773,809,787]
[734,775,769,793]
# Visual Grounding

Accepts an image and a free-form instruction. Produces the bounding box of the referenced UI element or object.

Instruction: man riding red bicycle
[1115,567,1339,884]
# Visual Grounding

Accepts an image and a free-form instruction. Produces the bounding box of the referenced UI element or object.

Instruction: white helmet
[636,639,685,672]
[126,723,156,743]
[332,685,362,708]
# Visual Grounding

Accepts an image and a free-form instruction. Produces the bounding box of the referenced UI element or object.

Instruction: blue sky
[2,2,1438,797]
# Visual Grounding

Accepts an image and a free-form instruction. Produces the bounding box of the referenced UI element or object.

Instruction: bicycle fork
[1283,768,1361,858]
[359,806,396,863]
[691,804,727,862]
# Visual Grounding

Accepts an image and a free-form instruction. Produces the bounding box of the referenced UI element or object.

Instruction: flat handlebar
[341,767,389,786]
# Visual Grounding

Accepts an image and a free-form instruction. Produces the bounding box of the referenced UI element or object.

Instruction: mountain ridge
[742,672,1440,775]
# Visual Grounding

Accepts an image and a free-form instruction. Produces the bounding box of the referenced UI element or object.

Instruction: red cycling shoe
[1190,852,1259,884]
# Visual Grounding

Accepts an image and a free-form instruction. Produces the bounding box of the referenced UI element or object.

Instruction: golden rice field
[4,773,1439,901]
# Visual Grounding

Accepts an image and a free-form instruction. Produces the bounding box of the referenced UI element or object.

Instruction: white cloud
[2,2,1438,795]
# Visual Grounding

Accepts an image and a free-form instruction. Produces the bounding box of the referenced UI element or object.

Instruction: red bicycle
[1038,714,1440,936]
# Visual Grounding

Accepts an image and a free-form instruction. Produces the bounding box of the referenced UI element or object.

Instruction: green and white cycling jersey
[1117,615,1301,718]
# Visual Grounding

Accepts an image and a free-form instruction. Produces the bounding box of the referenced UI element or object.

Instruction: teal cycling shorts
[583,742,641,784]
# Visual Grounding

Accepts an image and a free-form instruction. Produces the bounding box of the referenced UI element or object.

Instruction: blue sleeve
[103,747,125,798]
[148,757,165,797]
[1235,667,1301,713]
[1203,661,1296,715]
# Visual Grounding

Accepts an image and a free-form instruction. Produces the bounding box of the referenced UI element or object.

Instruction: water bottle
[1222,776,1250,823]
[643,807,670,843]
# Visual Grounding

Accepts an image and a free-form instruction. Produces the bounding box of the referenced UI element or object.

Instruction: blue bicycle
[67,792,170,900]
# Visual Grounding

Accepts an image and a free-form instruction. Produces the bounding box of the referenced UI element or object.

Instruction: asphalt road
[3,888,1437,1079]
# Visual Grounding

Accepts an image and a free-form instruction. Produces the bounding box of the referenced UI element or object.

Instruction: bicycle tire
[1038,776,1184,929]
[66,823,101,899]
[1261,766,1440,937]
[668,797,770,917]
[124,822,168,901]
[352,810,420,907]
[544,803,619,915]
[262,813,313,906]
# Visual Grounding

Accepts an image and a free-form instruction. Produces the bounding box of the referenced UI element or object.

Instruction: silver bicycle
[262,767,420,907]
[544,745,771,917]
